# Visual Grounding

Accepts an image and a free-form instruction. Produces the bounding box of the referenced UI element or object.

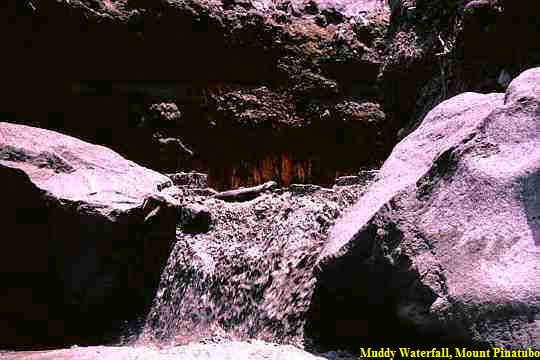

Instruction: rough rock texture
[168,172,209,189]
[2,0,539,190]
[0,122,179,349]
[1,0,390,190]
[312,67,540,351]
[140,180,370,349]
[382,0,540,140]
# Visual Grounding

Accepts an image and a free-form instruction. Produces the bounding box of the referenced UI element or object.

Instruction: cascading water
[137,184,363,348]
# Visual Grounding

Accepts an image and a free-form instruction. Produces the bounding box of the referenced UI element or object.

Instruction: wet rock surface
[141,177,368,348]
[0,342,358,360]
[315,67,540,351]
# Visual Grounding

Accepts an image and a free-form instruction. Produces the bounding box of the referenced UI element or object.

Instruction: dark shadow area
[0,79,384,191]
[520,170,540,246]
[0,165,174,350]
[1,0,390,191]
[304,223,491,356]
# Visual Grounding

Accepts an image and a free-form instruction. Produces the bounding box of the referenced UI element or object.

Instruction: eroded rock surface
[382,0,540,141]
[1,0,390,190]
[313,67,540,351]
[0,122,179,349]
[3,0,540,191]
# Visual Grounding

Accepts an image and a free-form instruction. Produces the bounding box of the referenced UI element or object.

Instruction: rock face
[1,0,390,190]
[0,122,178,349]
[168,172,209,189]
[382,0,540,141]
[312,67,540,350]
[2,0,540,190]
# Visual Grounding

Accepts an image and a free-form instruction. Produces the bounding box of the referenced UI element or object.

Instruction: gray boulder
[314,67,540,350]
[0,122,179,348]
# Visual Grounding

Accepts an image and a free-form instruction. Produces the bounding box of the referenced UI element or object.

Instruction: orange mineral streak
[214,152,307,190]
[207,150,355,190]
[262,156,274,183]
[281,152,292,187]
